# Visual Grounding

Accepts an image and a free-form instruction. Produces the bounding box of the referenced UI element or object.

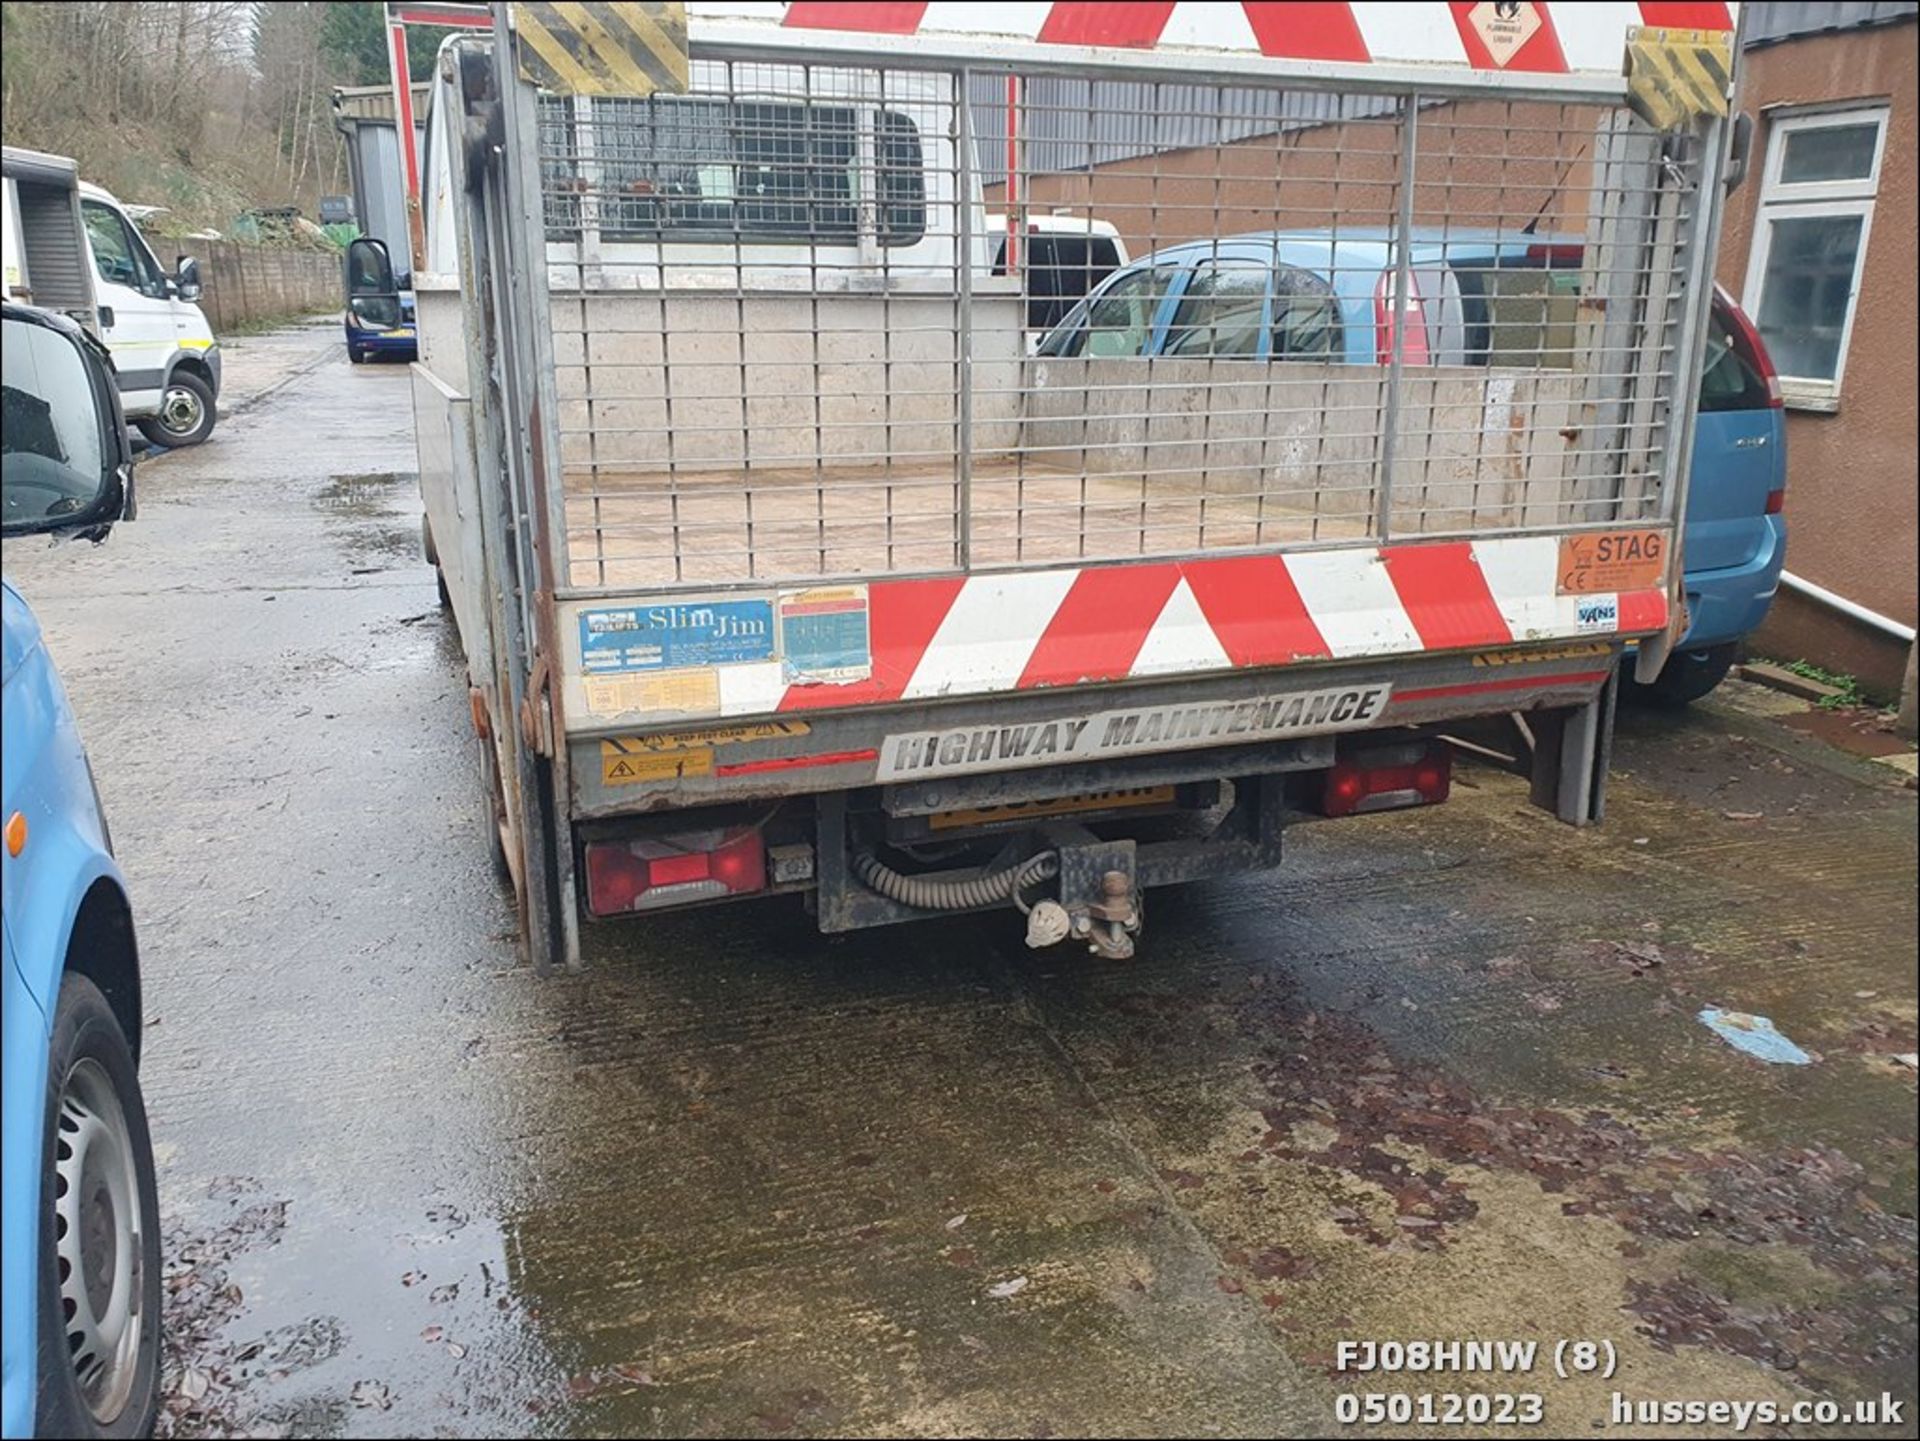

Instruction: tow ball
[1026,837,1142,959]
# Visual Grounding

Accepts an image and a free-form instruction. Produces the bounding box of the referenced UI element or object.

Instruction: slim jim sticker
[1557,529,1666,594]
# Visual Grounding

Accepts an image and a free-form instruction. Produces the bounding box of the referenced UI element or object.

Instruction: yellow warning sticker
[612,720,812,752]
[1473,642,1611,668]
[583,667,721,717]
[601,740,713,786]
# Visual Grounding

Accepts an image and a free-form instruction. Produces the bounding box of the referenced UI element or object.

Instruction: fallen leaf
[350,1379,393,1410]
[421,1325,444,1343]
[987,1276,1029,1299]
[180,1368,211,1401]
[401,1270,425,1288]
[1722,810,1763,821]
[945,1213,969,1231]
[429,1283,459,1304]
[446,1342,467,1359]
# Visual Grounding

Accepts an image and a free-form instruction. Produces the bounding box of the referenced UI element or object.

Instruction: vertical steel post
[490,2,583,968]
[1374,90,1419,542]
[1636,110,1729,684]
[1003,74,1021,275]
[956,66,976,571]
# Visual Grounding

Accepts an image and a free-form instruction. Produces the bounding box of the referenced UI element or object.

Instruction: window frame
[542,94,928,250]
[1161,258,1273,360]
[1740,103,1889,411]
[81,199,169,301]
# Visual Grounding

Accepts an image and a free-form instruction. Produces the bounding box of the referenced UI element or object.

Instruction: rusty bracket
[520,651,554,758]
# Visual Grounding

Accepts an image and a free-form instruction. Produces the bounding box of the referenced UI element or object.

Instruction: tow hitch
[1028,834,1141,960]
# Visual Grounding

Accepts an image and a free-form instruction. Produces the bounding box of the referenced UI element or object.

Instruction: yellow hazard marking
[1473,642,1611,668]
[583,666,720,716]
[177,337,216,351]
[607,720,811,752]
[1625,27,1732,132]
[929,786,1177,832]
[1557,528,1667,595]
[510,1,687,97]
[601,742,712,786]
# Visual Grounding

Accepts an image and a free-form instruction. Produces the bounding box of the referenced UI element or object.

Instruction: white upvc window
[1741,103,1890,411]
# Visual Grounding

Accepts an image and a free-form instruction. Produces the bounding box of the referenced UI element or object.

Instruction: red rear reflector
[1764,488,1785,516]
[1320,743,1453,818]
[585,827,766,916]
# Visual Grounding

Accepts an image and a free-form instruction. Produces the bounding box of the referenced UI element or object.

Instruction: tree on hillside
[0,0,353,229]
[319,0,457,85]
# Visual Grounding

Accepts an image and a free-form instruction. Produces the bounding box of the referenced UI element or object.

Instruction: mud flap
[1528,665,1620,826]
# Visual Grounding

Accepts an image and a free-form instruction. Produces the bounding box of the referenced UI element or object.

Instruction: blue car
[1039,231,1786,705]
[2,304,159,1439]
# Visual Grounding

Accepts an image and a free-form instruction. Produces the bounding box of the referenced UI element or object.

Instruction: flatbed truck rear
[403,1,1740,970]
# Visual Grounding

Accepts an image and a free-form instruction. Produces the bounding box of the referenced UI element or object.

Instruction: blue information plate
[579,600,776,674]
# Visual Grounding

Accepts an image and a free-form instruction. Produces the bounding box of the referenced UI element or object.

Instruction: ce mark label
[1557,529,1665,595]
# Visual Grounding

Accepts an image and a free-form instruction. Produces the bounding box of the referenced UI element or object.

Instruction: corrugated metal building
[331,84,430,278]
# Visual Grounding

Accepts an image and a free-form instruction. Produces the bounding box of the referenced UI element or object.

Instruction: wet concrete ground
[5,327,1915,1439]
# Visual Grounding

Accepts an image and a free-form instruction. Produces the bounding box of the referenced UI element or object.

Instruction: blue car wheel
[34,974,160,1440]
[1622,641,1738,709]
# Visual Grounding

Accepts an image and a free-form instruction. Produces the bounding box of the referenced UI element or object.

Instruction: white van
[76,180,221,447]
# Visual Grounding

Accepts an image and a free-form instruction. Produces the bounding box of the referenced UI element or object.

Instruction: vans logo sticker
[1574,596,1620,633]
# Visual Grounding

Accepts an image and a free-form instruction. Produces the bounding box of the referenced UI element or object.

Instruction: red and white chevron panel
[771,535,1664,715]
[709,2,1735,76]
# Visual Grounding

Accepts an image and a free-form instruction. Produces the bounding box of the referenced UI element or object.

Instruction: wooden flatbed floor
[561,458,1373,588]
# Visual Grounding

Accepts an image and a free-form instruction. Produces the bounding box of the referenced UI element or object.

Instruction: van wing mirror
[346,237,398,298]
[2,305,135,541]
[175,255,203,302]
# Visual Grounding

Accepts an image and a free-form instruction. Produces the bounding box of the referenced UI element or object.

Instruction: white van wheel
[135,372,216,448]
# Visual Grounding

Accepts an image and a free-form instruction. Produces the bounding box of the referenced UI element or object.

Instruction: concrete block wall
[186,239,341,334]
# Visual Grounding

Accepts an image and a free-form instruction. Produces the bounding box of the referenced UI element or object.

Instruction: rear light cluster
[1715,283,1783,410]
[585,826,765,916]
[1319,742,1452,818]
[1373,269,1431,366]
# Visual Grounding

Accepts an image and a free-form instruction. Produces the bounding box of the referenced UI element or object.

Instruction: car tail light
[1319,742,1452,818]
[1373,268,1430,366]
[1714,284,1783,409]
[585,826,765,916]
[1764,487,1785,515]
[1524,242,1585,267]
